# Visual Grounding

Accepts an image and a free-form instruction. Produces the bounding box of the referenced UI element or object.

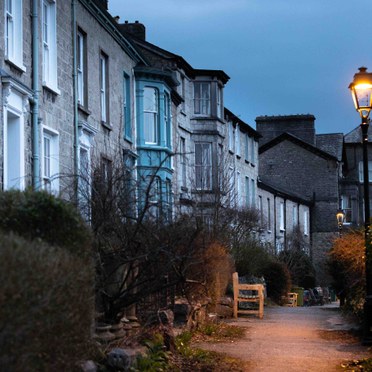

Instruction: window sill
[124,136,133,144]
[78,104,91,116]
[101,121,112,131]
[5,58,26,73]
[43,82,61,95]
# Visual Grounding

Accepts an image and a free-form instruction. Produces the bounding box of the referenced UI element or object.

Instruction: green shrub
[0,233,95,371]
[261,260,291,304]
[0,190,92,258]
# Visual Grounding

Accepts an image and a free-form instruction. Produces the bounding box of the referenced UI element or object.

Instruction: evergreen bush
[0,189,92,258]
[261,260,291,304]
[0,233,95,370]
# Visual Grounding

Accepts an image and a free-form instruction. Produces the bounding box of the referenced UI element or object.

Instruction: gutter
[72,0,79,200]
[31,0,40,190]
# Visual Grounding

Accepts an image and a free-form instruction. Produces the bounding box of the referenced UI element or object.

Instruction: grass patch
[173,325,248,371]
[192,321,246,343]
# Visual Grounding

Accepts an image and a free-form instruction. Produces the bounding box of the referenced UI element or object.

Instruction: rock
[158,309,174,326]
[80,360,97,372]
[107,348,137,370]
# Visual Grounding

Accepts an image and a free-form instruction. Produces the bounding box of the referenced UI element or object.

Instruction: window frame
[77,28,87,107]
[279,202,285,231]
[42,0,59,93]
[195,142,212,191]
[100,51,109,126]
[42,126,60,194]
[143,86,159,144]
[5,0,25,71]
[123,71,131,140]
[194,82,211,116]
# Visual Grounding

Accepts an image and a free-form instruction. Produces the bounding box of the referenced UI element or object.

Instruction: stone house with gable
[256,115,343,285]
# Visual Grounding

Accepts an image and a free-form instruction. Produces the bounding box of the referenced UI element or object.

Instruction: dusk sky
[109,0,372,135]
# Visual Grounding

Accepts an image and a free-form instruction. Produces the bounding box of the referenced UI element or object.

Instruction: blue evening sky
[109,0,372,135]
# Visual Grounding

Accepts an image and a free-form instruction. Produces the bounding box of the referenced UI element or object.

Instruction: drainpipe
[31,0,40,190]
[72,0,79,201]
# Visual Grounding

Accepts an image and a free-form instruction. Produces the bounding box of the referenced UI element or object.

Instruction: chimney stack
[118,20,146,41]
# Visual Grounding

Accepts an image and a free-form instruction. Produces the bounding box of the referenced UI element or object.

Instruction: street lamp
[336,209,345,236]
[349,66,372,344]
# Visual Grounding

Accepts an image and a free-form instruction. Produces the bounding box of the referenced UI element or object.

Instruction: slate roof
[258,180,313,205]
[224,108,261,140]
[259,132,339,162]
[315,133,344,161]
[344,125,372,143]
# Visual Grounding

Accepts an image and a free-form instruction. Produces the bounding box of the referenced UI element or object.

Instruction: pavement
[197,303,372,371]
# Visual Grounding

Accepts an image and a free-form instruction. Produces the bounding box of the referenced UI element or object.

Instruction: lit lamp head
[349,67,372,123]
[336,209,345,228]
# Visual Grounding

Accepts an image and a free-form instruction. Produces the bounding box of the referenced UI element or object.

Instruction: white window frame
[144,87,158,144]
[304,210,309,236]
[251,137,256,164]
[341,195,352,224]
[293,205,298,227]
[180,137,187,188]
[235,125,241,157]
[77,29,86,106]
[228,122,234,152]
[42,126,59,194]
[164,92,170,147]
[217,85,222,118]
[358,161,372,183]
[42,0,59,93]
[100,52,109,124]
[195,142,212,190]
[279,202,285,231]
[5,0,25,71]
[194,82,210,116]
[245,134,249,161]
[3,81,29,191]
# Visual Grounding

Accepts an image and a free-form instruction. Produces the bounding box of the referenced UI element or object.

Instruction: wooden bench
[286,292,298,307]
[232,272,264,319]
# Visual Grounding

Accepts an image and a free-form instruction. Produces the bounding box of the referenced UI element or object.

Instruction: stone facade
[256,116,342,285]
[0,1,344,287]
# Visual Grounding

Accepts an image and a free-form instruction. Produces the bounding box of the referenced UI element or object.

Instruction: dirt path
[198,304,372,371]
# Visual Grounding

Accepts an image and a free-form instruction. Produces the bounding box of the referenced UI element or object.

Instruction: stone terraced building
[0,0,352,286]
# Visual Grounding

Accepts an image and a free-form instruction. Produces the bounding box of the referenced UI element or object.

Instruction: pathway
[198,304,372,371]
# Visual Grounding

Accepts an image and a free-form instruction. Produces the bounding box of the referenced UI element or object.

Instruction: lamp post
[336,209,345,237]
[349,66,372,344]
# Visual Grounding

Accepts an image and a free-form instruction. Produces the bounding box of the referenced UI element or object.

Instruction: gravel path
[198,304,372,371]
